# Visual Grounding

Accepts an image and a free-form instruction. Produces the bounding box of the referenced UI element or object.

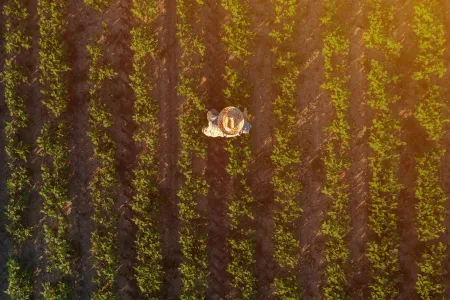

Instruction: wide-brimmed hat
[218,106,244,135]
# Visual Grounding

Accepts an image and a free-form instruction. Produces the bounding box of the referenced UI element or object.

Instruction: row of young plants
[363,1,404,298]
[411,1,448,298]
[2,0,34,299]
[268,0,302,298]
[37,0,73,297]
[129,0,164,297]
[221,0,256,298]
[320,0,351,298]
[175,0,209,298]
[86,27,120,299]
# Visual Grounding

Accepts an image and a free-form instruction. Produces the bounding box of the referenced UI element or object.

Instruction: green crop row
[176,0,209,298]
[363,1,404,299]
[84,0,111,12]
[86,36,120,300]
[320,0,351,298]
[269,0,302,298]
[412,1,448,298]
[129,0,164,297]
[37,0,74,297]
[2,1,34,299]
[221,0,256,298]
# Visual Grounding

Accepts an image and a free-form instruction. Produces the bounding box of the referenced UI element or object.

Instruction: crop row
[84,0,110,12]
[175,0,209,298]
[363,1,404,299]
[320,0,351,298]
[269,0,302,298]
[86,31,120,299]
[221,0,256,298]
[412,0,448,298]
[129,0,164,298]
[2,0,34,299]
[36,0,73,297]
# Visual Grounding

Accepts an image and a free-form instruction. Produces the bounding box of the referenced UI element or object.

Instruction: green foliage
[416,243,447,299]
[412,2,446,82]
[84,0,111,11]
[268,0,302,298]
[5,258,33,300]
[222,0,254,61]
[129,1,164,296]
[2,0,31,54]
[221,0,257,297]
[37,0,74,294]
[176,0,209,298]
[1,1,33,247]
[320,1,352,298]
[86,37,120,299]
[363,0,401,57]
[42,281,71,300]
[363,3,404,297]
[414,150,446,241]
[412,1,448,297]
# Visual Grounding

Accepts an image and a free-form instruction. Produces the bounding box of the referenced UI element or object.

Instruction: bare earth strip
[296,1,328,298]
[156,0,182,297]
[346,1,370,297]
[395,1,420,298]
[65,0,102,297]
[98,1,139,298]
[23,0,47,296]
[247,0,274,298]
[202,1,232,299]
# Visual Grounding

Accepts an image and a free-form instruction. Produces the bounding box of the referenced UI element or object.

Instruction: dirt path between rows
[202,1,231,299]
[99,2,139,298]
[296,0,329,298]
[346,0,370,297]
[396,1,420,298]
[246,0,275,298]
[66,0,101,297]
[156,0,182,297]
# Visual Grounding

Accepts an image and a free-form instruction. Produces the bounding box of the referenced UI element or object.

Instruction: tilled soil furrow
[396,1,420,298]
[100,2,139,298]
[157,0,182,297]
[247,0,275,298]
[203,0,231,298]
[347,0,370,297]
[66,1,101,297]
[296,1,328,299]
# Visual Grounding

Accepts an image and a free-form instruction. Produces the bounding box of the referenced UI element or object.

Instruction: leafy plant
[176,0,209,298]
[129,1,164,296]
[412,0,448,297]
[86,36,120,299]
[363,1,404,298]
[320,0,352,298]
[269,0,302,298]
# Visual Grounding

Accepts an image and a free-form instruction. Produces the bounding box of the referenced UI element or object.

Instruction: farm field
[1,0,450,299]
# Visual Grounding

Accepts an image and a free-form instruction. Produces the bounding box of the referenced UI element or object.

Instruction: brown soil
[203,1,232,299]
[295,1,328,299]
[346,1,371,298]
[156,0,183,298]
[396,1,421,299]
[247,0,275,298]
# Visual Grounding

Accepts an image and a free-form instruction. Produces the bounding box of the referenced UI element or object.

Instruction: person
[202,107,252,137]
